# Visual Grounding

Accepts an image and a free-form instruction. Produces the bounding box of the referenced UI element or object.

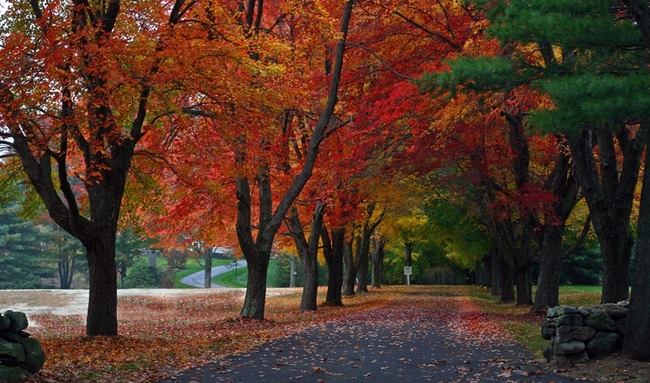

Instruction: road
[179,260,247,288]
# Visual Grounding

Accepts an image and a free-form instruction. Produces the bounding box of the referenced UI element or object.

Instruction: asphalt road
[179,260,248,288]
[158,307,584,383]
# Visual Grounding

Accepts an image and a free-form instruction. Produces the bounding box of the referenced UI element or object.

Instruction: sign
[403,266,412,276]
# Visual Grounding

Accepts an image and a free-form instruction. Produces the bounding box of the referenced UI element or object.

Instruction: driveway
[179,260,247,288]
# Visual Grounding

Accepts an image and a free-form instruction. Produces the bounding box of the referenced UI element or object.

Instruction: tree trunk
[500,257,515,303]
[491,250,501,296]
[240,249,270,318]
[532,223,563,311]
[286,202,326,311]
[355,232,371,294]
[371,237,385,288]
[85,233,118,336]
[58,255,75,289]
[623,128,650,360]
[342,237,356,296]
[483,253,492,288]
[566,127,647,303]
[204,248,212,288]
[515,262,532,305]
[322,227,344,306]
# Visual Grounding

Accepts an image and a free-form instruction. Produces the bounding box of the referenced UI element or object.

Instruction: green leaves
[532,73,650,131]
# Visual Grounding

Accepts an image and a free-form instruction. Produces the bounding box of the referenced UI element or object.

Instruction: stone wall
[541,302,628,367]
[0,311,45,383]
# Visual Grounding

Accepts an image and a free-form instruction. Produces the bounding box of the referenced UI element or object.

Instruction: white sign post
[404,266,412,286]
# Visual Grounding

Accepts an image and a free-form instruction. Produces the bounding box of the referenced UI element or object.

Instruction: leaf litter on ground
[19,285,650,382]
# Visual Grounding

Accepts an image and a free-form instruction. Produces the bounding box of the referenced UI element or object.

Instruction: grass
[169,258,234,288]
[469,285,602,359]
[212,266,248,288]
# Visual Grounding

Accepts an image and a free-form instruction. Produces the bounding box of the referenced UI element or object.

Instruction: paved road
[179,261,247,288]
[158,305,587,383]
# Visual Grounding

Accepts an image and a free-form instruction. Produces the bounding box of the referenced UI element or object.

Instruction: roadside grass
[212,267,248,288]
[172,258,234,288]
[469,285,602,359]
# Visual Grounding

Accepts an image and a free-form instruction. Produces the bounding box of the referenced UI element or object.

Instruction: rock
[553,339,586,355]
[556,326,596,343]
[617,300,629,308]
[0,365,30,383]
[0,317,9,333]
[584,310,617,331]
[586,332,623,356]
[543,343,554,362]
[557,313,584,327]
[554,351,589,368]
[541,320,556,340]
[22,338,45,374]
[0,339,25,364]
[593,303,628,318]
[577,306,591,317]
[0,333,20,345]
[2,312,28,333]
[548,305,578,318]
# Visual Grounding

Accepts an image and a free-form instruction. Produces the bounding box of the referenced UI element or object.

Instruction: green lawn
[212,267,248,288]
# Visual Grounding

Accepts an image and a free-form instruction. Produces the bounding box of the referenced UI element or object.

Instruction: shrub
[122,259,161,288]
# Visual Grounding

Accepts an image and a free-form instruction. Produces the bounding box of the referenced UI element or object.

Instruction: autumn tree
[431,0,650,309]
[0,0,201,335]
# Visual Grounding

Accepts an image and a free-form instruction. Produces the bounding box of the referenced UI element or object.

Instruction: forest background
[1,0,650,363]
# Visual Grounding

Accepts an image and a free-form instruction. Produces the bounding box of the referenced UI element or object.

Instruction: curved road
[179,260,247,288]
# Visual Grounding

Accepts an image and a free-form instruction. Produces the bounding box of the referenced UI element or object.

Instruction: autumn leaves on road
[26,287,575,383]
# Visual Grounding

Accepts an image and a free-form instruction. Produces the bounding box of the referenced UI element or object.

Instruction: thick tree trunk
[322,227,344,306]
[532,224,563,311]
[598,230,633,303]
[514,262,532,305]
[500,257,515,303]
[566,127,647,303]
[85,233,118,336]
[342,238,356,296]
[623,134,650,360]
[286,202,325,311]
[240,251,270,318]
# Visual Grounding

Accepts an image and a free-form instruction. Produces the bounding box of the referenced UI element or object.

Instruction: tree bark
[204,248,212,288]
[622,128,650,360]
[342,237,356,296]
[286,201,326,311]
[566,127,647,303]
[532,223,563,311]
[491,250,501,296]
[500,256,515,303]
[371,236,385,288]
[322,227,344,306]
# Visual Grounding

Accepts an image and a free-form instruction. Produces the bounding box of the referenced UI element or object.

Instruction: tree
[0,0,198,335]
[285,200,326,311]
[438,0,650,305]
[0,202,55,289]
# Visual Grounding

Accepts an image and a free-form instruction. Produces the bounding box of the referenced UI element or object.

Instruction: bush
[164,248,188,269]
[122,259,161,288]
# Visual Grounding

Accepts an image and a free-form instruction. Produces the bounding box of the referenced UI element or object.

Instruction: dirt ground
[2,289,649,382]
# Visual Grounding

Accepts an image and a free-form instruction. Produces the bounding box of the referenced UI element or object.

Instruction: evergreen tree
[0,203,55,289]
